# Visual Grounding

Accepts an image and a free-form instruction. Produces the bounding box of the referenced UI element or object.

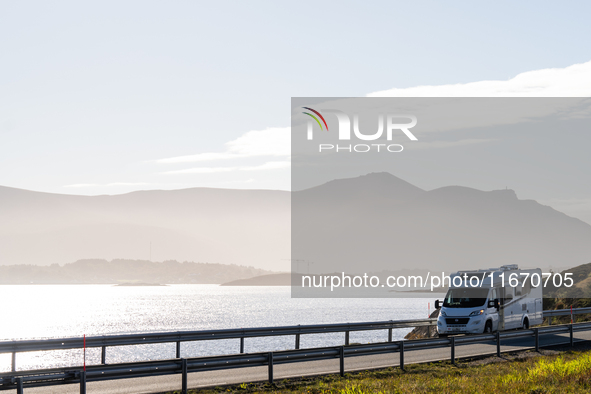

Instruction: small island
[220,273,296,286]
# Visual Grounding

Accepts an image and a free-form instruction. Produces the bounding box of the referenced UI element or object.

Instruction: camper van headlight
[440,311,447,317]
[469,309,484,316]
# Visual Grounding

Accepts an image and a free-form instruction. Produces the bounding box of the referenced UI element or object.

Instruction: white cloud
[156,61,591,176]
[64,182,151,188]
[368,61,591,97]
[160,161,291,175]
[157,127,290,163]
[162,167,235,174]
[244,161,291,170]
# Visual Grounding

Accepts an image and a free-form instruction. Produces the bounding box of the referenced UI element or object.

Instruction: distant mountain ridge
[0,259,273,285]
[0,186,290,269]
[292,172,591,273]
[2,173,591,274]
[220,273,296,286]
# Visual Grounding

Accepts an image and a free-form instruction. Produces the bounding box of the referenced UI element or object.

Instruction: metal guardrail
[543,307,591,318]
[2,320,591,393]
[1,307,590,393]
[0,318,436,373]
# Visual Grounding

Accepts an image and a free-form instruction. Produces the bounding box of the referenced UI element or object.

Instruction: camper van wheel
[522,318,529,330]
[483,321,493,334]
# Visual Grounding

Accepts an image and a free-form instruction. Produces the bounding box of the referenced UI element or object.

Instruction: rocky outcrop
[405,309,440,340]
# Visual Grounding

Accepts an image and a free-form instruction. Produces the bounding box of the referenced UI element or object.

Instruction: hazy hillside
[545,262,591,299]
[2,173,591,275]
[292,172,591,274]
[0,259,273,284]
[220,273,297,286]
[540,262,591,324]
[0,187,290,270]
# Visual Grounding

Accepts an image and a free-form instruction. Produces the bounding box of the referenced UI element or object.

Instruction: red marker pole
[84,334,86,371]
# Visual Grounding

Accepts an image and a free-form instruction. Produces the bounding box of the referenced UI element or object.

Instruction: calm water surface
[0,285,437,371]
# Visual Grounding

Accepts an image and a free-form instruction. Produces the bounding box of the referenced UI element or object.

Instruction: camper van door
[503,286,519,329]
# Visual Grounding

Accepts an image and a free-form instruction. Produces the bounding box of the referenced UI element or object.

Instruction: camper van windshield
[443,288,489,308]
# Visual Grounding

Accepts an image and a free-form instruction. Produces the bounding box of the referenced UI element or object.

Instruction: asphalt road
[23,329,591,394]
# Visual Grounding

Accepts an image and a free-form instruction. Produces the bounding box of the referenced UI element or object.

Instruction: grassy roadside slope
[172,346,591,394]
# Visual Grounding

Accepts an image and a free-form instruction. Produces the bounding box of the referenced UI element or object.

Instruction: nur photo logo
[301,107,418,153]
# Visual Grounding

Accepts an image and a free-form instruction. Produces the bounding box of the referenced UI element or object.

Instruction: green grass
[503,351,591,386]
[177,348,591,394]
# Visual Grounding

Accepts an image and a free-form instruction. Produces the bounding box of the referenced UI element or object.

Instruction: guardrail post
[11,351,16,372]
[176,341,181,358]
[80,370,86,394]
[182,358,187,394]
[451,336,455,365]
[345,331,350,346]
[496,331,501,357]
[101,346,106,364]
[388,328,392,342]
[16,377,23,394]
[339,346,345,377]
[268,352,274,384]
[295,333,300,350]
[399,341,404,371]
[570,324,574,347]
[535,328,539,352]
[240,337,245,353]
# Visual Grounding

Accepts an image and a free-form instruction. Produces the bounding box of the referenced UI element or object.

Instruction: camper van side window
[504,287,513,304]
[522,277,532,295]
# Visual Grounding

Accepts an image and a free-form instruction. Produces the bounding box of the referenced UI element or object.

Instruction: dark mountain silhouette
[292,173,591,274]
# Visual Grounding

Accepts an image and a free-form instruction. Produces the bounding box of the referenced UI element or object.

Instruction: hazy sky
[2,1,591,222]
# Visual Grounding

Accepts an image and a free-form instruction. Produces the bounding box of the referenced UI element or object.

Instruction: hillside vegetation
[545,262,591,299]
[543,262,591,324]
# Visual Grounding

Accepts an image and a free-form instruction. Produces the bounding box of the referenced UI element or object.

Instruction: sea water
[0,285,436,371]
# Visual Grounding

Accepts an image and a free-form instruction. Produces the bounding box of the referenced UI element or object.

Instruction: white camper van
[435,264,543,336]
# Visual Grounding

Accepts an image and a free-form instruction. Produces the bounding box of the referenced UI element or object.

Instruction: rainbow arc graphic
[302,107,329,131]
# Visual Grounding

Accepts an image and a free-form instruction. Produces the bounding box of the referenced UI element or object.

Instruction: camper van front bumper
[437,315,485,334]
